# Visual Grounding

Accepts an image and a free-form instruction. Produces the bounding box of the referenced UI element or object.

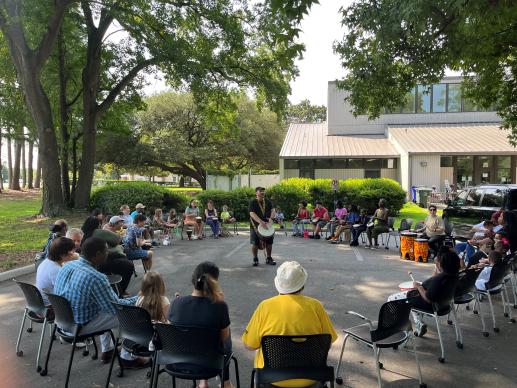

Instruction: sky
[1,1,349,165]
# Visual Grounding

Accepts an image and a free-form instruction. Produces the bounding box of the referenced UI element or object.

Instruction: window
[416,85,431,113]
[456,156,473,188]
[347,159,363,169]
[284,159,299,169]
[382,158,397,169]
[365,169,381,178]
[479,156,492,184]
[497,156,512,183]
[332,159,347,169]
[401,90,416,113]
[440,156,453,167]
[455,190,468,205]
[447,84,461,112]
[432,84,446,112]
[481,188,505,207]
[463,97,478,112]
[314,159,332,169]
[298,160,314,179]
[364,158,382,169]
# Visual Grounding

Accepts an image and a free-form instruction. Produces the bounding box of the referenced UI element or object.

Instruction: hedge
[196,187,255,221]
[90,182,190,215]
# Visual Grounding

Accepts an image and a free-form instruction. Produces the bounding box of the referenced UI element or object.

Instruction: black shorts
[250,228,274,246]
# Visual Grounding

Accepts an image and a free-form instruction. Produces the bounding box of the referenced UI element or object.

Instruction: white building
[280,76,517,193]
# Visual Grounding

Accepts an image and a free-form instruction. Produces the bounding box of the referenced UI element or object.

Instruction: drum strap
[250,217,267,259]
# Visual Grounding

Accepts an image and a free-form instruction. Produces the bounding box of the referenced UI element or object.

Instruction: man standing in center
[249,186,276,267]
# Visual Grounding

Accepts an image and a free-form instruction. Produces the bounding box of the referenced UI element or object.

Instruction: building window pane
[497,156,511,169]
[432,84,446,112]
[332,159,347,169]
[347,159,363,169]
[284,159,299,169]
[382,158,397,169]
[440,156,453,167]
[364,158,382,169]
[479,156,492,184]
[497,156,512,183]
[365,169,381,178]
[314,159,332,169]
[401,89,416,113]
[447,84,461,112]
[457,156,473,189]
[298,160,314,179]
[416,85,431,113]
[463,97,478,112]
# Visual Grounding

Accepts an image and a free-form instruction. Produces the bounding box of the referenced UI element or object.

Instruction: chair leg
[475,296,488,337]
[335,333,349,384]
[434,314,445,363]
[65,331,79,388]
[105,336,119,388]
[148,351,157,388]
[410,334,425,387]
[450,306,463,348]
[152,360,160,388]
[40,324,56,376]
[503,287,515,322]
[487,292,498,332]
[36,318,48,372]
[232,356,240,388]
[250,369,255,388]
[15,308,27,356]
[91,336,99,360]
[372,344,382,388]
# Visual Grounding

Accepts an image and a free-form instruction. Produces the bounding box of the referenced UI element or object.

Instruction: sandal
[266,257,276,265]
[253,257,259,267]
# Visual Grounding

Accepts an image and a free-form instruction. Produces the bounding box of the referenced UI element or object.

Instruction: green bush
[267,183,307,218]
[196,187,255,221]
[90,182,189,215]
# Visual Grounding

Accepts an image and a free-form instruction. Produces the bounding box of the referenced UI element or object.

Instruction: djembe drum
[414,238,429,263]
[400,231,417,261]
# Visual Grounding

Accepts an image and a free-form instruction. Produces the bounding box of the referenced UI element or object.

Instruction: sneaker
[292,233,299,237]
[253,257,259,267]
[370,245,379,250]
[192,235,199,240]
[59,337,86,348]
[266,257,277,265]
[415,322,427,337]
[314,234,321,239]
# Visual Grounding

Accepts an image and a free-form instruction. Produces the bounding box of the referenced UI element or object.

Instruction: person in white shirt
[36,237,79,307]
[119,204,134,227]
[475,251,503,291]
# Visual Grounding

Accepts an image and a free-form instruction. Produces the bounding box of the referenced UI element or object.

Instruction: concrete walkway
[0,233,516,387]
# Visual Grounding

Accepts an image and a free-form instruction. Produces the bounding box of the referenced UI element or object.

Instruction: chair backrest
[454,268,481,297]
[154,324,222,358]
[387,217,395,228]
[371,299,411,342]
[46,293,78,333]
[399,218,411,231]
[261,334,331,369]
[415,221,425,230]
[13,279,47,315]
[112,303,154,346]
[486,260,511,289]
[431,275,458,311]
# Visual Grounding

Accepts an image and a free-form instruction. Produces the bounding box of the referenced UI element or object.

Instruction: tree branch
[97,57,158,116]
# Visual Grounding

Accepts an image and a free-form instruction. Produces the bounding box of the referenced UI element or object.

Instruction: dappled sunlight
[354,280,398,302]
[0,293,24,307]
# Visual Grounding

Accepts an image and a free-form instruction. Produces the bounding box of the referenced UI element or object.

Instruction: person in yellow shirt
[242,261,337,387]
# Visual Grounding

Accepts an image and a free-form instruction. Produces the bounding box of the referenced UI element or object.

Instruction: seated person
[152,208,176,236]
[103,215,125,235]
[388,250,460,337]
[168,262,233,388]
[455,220,495,260]
[242,261,337,387]
[272,207,285,229]
[167,208,180,225]
[66,228,84,252]
[221,205,236,224]
[82,216,135,295]
[123,214,153,271]
[184,199,203,239]
[131,203,146,220]
[465,239,493,268]
[309,201,330,239]
[367,199,389,249]
[91,208,105,223]
[329,203,359,243]
[204,200,221,238]
[415,205,445,256]
[475,251,504,291]
[40,219,68,261]
[36,237,78,314]
[326,201,347,240]
[350,209,369,246]
[119,204,133,227]
[292,201,311,237]
[54,237,148,368]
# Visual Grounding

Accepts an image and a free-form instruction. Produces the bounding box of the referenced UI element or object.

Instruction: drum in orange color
[414,238,429,263]
[400,232,417,260]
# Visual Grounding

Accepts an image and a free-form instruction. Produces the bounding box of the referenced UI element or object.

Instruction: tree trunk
[7,128,13,189]
[21,133,26,188]
[27,140,34,189]
[70,135,79,203]
[34,152,42,189]
[0,129,3,192]
[12,138,21,190]
[58,28,71,205]
[179,176,185,187]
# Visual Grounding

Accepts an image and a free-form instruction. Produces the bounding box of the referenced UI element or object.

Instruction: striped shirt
[54,257,137,325]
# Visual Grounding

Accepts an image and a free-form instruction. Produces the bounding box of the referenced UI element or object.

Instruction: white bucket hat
[274,261,308,294]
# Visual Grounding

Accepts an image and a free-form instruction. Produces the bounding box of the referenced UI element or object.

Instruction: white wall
[399,153,410,194]
[327,80,500,136]
[284,169,299,179]
[207,174,279,191]
[440,167,454,191]
[381,169,398,180]
[410,155,441,189]
[315,169,364,179]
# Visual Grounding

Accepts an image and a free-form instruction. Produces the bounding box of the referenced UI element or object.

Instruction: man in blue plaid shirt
[54,237,138,362]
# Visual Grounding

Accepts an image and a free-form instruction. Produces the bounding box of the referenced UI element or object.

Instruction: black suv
[446,184,517,220]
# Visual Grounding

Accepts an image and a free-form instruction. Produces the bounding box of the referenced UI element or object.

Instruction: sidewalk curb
[0,264,34,283]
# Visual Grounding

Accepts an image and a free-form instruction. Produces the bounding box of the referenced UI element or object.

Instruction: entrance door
[299,160,315,179]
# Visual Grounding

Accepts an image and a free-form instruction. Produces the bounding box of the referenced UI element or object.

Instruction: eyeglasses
[429,208,437,211]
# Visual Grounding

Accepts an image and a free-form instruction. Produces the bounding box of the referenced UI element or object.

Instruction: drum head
[352,224,360,228]
[398,281,415,291]
[415,238,428,242]
[257,223,275,238]
[400,232,417,237]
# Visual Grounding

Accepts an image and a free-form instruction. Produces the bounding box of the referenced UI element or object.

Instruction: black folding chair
[152,324,240,388]
[251,334,334,388]
[13,279,54,372]
[447,268,488,337]
[41,294,118,388]
[106,303,155,387]
[336,299,425,388]
[411,278,461,363]
[474,259,515,333]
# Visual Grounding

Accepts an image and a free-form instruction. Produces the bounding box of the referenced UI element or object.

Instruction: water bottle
[303,230,309,239]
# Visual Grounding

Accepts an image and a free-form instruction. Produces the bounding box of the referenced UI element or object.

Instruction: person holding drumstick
[249,187,276,267]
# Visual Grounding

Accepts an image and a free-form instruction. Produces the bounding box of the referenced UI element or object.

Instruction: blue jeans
[455,242,475,261]
[206,218,220,236]
[292,219,310,234]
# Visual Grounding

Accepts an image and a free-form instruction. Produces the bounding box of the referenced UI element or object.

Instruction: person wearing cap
[131,203,146,220]
[103,215,125,235]
[242,261,337,387]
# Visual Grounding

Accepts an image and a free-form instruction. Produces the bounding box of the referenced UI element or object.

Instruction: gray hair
[66,228,84,238]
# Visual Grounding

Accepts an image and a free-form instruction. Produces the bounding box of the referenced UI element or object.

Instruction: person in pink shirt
[310,201,330,239]
[326,200,347,240]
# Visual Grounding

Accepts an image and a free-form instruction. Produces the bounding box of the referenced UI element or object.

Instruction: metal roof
[280,123,399,158]
[389,124,517,155]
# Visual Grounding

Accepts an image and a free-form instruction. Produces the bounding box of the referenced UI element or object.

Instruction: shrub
[90,182,189,215]
[196,187,255,221]
[267,183,306,218]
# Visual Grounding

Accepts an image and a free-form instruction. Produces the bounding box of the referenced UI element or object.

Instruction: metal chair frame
[386,218,413,249]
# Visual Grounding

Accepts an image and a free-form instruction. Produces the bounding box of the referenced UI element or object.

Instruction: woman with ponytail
[168,261,234,388]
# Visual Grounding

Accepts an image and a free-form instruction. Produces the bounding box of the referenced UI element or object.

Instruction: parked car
[446,184,517,220]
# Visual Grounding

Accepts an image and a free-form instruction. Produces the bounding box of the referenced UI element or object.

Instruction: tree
[285,99,326,123]
[334,1,517,143]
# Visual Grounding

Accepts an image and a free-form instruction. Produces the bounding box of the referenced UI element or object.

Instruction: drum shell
[256,224,275,243]
[414,239,429,263]
[400,232,417,261]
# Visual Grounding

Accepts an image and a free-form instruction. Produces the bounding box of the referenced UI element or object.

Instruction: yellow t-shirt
[221,211,231,221]
[242,294,338,387]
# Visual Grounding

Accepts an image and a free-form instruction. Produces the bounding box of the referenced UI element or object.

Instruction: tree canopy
[285,99,326,123]
[334,0,517,143]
